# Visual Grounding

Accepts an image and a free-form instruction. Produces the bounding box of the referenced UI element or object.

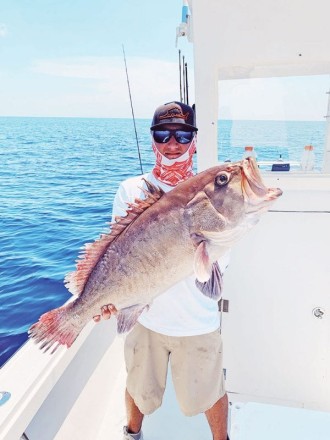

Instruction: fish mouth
[241,158,283,209]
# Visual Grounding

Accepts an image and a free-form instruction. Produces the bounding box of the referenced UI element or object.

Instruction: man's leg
[125,389,144,434]
[124,324,169,439]
[205,393,228,440]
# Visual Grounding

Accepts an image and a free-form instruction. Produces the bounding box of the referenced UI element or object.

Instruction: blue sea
[0,117,326,366]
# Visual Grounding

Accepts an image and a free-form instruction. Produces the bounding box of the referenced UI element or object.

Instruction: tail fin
[28,302,83,353]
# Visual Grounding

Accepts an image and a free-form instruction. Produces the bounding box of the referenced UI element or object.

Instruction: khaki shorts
[124,323,226,416]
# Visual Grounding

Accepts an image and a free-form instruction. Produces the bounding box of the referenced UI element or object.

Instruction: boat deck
[16,323,214,440]
[20,325,330,440]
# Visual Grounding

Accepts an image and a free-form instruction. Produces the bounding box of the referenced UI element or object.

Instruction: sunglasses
[152,129,195,144]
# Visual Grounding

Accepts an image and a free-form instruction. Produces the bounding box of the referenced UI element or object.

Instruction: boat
[1,1,330,438]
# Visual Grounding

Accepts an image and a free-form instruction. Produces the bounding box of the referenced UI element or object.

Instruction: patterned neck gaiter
[151,137,196,186]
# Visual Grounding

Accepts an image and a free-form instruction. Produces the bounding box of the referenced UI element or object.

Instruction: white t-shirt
[112,172,230,337]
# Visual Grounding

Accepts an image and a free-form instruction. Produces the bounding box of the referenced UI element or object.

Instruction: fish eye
[215,172,230,186]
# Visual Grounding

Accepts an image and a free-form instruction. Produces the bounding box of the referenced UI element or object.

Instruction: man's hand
[93,304,117,322]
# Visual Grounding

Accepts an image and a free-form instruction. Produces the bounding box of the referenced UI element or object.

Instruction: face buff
[151,136,197,186]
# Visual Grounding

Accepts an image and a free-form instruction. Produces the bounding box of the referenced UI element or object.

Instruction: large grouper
[29,158,282,352]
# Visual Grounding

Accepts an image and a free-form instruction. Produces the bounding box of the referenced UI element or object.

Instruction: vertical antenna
[182,55,186,104]
[178,50,183,102]
[185,62,189,105]
[122,44,144,175]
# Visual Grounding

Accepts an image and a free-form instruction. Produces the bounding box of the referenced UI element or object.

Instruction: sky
[0,0,329,120]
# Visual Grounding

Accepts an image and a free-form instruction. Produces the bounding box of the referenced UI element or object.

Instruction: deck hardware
[271,163,290,171]
[0,391,11,406]
[223,299,229,312]
[218,299,229,312]
[312,307,325,319]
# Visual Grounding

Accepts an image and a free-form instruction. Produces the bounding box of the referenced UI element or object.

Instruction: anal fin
[116,304,148,333]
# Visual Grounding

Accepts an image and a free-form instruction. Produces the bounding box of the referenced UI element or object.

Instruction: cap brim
[150,121,198,131]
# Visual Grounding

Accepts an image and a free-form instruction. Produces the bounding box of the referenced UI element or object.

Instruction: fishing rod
[185,61,189,105]
[182,54,186,104]
[122,44,144,175]
[178,50,189,105]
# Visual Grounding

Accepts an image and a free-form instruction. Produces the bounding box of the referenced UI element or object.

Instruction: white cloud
[4,54,328,120]
[0,23,8,37]
[32,56,118,79]
[30,56,193,117]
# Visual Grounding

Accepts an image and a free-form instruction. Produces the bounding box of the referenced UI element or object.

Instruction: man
[94,101,229,440]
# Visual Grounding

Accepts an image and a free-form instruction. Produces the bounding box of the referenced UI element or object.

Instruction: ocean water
[0,117,326,366]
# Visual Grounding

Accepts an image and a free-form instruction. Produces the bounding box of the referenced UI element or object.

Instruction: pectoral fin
[195,261,223,300]
[116,304,148,333]
[194,240,212,282]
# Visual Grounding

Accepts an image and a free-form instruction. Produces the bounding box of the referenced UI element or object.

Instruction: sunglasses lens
[153,130,194,144]
[175,131,194,144]
[153,130,171,143]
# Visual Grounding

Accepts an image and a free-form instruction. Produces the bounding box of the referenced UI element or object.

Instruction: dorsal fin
[64,179,164,296]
